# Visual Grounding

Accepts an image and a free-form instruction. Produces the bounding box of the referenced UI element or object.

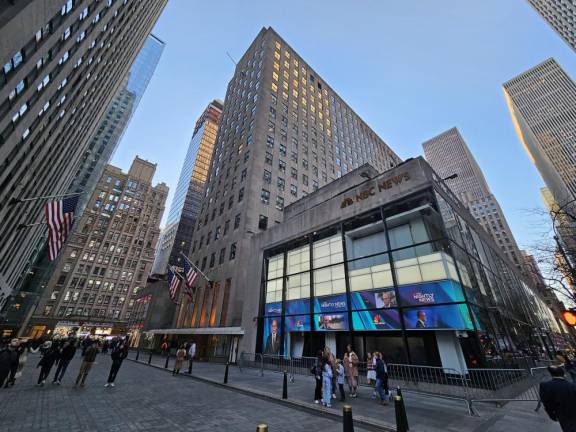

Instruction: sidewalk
[129,351,561,432]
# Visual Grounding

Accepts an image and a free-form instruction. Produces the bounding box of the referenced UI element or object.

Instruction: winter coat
[0,348,20,374]
[344,351,359,378]
[111,346,128,363]
[38,348,58,369]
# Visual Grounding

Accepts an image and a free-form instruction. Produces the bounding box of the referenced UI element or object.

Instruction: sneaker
[332,393,336,399]
[314,400,320,404]
[110,383,115,387]
[104,383,110,387]
[326,404,332,408]
[57,381,61,385]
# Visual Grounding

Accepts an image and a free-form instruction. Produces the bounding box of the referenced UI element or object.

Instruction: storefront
[249,158,562,370]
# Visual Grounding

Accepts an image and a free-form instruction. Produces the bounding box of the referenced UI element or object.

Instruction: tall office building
[169,27,401,354]
[152,99,223,274]
[422,128,523,269]
[503,58,576,265]
[30,157,168,337]
[527,1,576,52]
[70,34,165,214]
[0,0,167,309]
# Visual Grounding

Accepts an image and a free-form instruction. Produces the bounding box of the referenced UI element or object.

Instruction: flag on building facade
[44,195,80,261]
[167,266,180,303]
[182,255,198,298]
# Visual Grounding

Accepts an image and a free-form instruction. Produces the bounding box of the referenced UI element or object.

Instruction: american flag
[167,266,180,303]
[183,256,198,298]
[44,195,80,261]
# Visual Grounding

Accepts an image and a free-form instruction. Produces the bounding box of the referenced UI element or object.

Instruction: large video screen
[264,301,282,316]
[285,314,311,332]
[314,313,349,331]
[352,309,401,330]
[403,304,473,330]
[313,294,348,313]
[262,316,282,355]
[286,298,311,315]
[351,288,397,310]
[398,280,465,306]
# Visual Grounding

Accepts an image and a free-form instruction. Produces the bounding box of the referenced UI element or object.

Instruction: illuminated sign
[341,172,411,208]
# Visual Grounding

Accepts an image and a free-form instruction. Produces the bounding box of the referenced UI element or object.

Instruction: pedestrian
[12,339,28,386]
[540,365,576,432]
[374,352,390,405]
[173,344,186,375]
[0,339,20,388]
[52,338,77,384]
[161,340,169,356]
[312,350,323,404]
[36,341,58,386]
[187,341,196,374]
[324,346,337,400]
[75,340,99,387]
[336,359,346,402]
[321,355,333,408]
[102,339,109,354]
[105,340,128,387]
[344,344,359,397]
[366,352,376,398]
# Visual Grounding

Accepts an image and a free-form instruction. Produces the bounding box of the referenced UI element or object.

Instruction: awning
[145,327,244,336]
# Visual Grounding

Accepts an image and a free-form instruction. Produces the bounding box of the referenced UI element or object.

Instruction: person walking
[321,355,333,408]
[367,352,376,398]
[0,339,20,388]
[105,341,128,387]
[336,359,346,402]
[36,341,58,386]
[52,338,77,384]
[172,345,186,375]
[344,344,359,398]
[75,340,99,387]
[187,341,196,374]
[540,365,576,432]
[312,350,323,404]
[324,347,337,400]
[374,352,390,405]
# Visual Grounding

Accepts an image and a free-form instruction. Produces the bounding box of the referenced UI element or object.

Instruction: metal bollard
[224,362,229,384]
[135,349,140,362]
[396,386,402,398]
[164,353,170,369]
[282,370,288,399]
[148,351,152,365]
[394,395,409,432]
[342,405,354,432]
[256,424,268,432]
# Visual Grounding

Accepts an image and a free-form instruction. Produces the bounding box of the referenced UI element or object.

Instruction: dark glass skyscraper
[152,100,223,274]
[70,34,165,214]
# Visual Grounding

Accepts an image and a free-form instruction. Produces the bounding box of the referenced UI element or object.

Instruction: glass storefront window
[313,234,343,267]
[287,244,310,275]
[348,254,393,291]
[267,254,284,280]
[313,263,345,296]
[266,279,282,303]
[286,272,310,300]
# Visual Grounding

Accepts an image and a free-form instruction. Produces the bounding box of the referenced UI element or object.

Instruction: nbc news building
[245,158,562,369]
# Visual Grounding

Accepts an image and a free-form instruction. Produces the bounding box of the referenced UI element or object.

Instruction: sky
[112,0,576,254]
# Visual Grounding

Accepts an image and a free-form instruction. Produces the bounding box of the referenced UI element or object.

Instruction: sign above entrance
[341,172,411,209]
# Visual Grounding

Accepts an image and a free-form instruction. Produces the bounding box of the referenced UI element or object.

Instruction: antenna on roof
[226,52,237,66]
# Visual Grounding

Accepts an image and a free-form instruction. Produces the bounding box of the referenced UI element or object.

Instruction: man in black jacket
[540,366,576,432]
[105,341,128,387]
[0,339,20,388]
[52,338,77,384]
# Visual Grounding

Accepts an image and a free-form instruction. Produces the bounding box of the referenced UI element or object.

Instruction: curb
[128,358,398,431]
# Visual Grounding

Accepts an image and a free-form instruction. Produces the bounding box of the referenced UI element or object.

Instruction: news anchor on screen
[264,319,281,355]
[416,310,427,328]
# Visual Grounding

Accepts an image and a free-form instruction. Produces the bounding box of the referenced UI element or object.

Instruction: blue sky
[112,0,576,252]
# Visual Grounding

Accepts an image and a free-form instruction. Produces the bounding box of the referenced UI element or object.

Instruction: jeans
[108,360,123,383]
[375,375,390,401]
[322,376,332,404]
[53,359,70,382]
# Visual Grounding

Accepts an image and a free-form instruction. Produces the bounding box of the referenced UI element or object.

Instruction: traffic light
[561,309,576,327]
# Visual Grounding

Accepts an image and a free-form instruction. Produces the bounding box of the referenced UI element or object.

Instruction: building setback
[29,157,168,337]
[422,128,524,270]
[152,100,223,274]
[503,58,576,266]
[164,27,400,355]
[0,0,167,309]
[527,0,576,53]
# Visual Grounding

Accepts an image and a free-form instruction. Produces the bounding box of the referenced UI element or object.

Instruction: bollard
[256,424,268,432]
[135,349,140,362]
[394,395,409,432]
[282,370,288,399]
[148,351,152,365]
[224,362,229,384]
[396,386,402,398]
[343,405,354,432]
[164,353,170,369]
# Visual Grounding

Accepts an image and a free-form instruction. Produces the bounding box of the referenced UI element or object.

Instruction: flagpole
[9,191,84,205]
[180,252,211,282]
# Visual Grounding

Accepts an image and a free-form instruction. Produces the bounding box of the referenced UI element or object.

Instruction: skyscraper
[0,0,167,309]
[152,100,223,274]
[422,128,523,269]
[527,1,576,52]
[70,34,165,215]
[30,157,168,337]
[503,58,576,264]
[170,27,401,351]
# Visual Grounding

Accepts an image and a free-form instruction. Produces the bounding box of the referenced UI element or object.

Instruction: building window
[224,220,230,235]
[279,160,286,172]
[215,226,221,240]
[229,243,237,260]
[263,170,272,184]
[238,187,245,202]
[291,168,298,179]
[206,232,212,245]
[290,184,298,196]
[277,177,285,191]
[276,196,284,210]
[266,135,275,148]
[241,168,247,182]
[259,215,268,230]
[234,214,241,229]
[265,152,273,165]
[261,189,270,205]
[201,257,207,271]
[209,253,216,268]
